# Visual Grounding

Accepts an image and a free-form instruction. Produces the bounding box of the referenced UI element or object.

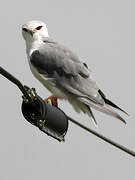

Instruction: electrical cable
[0,66,135,157]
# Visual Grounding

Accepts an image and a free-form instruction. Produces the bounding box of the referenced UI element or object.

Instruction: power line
[0,66,135,157]
[68,116,135,157]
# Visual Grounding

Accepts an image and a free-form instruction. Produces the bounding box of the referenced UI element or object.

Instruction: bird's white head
[22,20,49,42]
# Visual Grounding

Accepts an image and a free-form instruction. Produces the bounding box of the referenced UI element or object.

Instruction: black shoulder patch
[30,50,73,78]
[30,50,50,74]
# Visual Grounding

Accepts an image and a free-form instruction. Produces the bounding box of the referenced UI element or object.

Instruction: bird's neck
[26,39,44,56]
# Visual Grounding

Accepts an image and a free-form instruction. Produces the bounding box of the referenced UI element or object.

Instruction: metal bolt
[31,113,35,119]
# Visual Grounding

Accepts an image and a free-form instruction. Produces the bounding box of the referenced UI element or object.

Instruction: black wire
[0,66,31,101]
[68,116,135,157]
[0,66,135,157]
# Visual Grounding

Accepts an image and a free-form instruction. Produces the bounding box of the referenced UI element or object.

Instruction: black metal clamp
[22,87,68,141]
[0,66,135,157]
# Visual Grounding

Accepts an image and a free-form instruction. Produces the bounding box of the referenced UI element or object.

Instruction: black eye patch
[22,28,28,32]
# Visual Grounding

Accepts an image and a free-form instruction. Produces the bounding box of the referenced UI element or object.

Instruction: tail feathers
[104,104,126,124]
[104,98,129,116]
[86,105,98,127]
[78,97,127,125]
[98,89,129,116]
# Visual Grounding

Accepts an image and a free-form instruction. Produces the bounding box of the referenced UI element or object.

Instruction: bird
[22,20,128,127]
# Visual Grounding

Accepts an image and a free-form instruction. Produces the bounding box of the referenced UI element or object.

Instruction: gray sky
[0,0,135,179]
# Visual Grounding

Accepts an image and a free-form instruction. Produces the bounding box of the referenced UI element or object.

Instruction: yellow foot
[45,96,58,107]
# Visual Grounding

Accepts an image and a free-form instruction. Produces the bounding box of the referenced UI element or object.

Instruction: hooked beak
[28,30,34,36]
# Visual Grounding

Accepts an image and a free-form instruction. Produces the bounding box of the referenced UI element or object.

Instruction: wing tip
[117,115,127,124]
[98,89,129,116]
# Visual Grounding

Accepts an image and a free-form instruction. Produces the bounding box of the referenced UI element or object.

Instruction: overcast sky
[0,0,135,179]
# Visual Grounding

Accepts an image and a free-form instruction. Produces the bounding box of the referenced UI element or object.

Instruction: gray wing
[30,40,104,105]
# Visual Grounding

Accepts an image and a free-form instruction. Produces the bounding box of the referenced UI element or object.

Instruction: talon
[45,96,58,107]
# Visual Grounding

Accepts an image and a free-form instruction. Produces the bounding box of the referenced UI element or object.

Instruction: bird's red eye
[22,28,28,32]
[36,26,43,30]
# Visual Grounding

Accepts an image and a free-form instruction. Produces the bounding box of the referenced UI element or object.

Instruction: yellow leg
[45,96,58,107]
